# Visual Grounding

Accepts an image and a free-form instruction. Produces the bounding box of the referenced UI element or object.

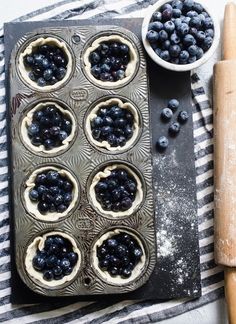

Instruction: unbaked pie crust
[24,166,79,221]
[89,164,143,217]
[25,231,81,287]
[18,37,72,91]
[21,101,76,154]
[86,98,139,151]
[83,35,138,87]
[91,229,146,285]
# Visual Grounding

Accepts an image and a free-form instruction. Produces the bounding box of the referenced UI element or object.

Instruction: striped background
[0,0,223,322]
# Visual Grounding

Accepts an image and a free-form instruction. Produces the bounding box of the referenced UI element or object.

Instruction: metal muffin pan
[10,25,156,296]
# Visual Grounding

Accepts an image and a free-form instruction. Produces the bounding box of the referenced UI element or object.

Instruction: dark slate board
[4,18,201,303]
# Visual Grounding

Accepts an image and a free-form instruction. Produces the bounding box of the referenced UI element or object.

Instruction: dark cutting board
[4,18,201,303]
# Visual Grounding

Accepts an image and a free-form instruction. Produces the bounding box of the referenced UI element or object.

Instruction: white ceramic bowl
[142,0,220,71]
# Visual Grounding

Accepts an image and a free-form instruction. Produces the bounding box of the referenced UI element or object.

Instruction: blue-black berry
[178,110,189,123]
[156,136,169,151]
[169,122,181,136]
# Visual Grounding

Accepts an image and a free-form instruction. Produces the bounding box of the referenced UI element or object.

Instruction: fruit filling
[89,41,131,82]
[91,104,135,148]
[95,168,137,212]
[146,0,215,64]
[26,104,73,151]
[97,232,143,278]
[32,235,78,281]
[23,43,69,87]
[29,169,74,214]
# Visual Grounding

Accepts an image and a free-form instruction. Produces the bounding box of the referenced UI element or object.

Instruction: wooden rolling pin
[214,3,236,324]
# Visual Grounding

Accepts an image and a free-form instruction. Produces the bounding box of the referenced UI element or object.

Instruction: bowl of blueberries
[142,0,220,71]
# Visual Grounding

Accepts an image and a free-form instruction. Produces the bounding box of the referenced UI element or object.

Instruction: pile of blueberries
[89,41,130,82]
[97,232,143,278]
[156,99,189,151]
[29,170,73,214]
[95,168,137,212]
[27,105,72,150]
[91,105,134,148]
[32,235,78,281]
[146,0,214,64]
[23,44,68,87]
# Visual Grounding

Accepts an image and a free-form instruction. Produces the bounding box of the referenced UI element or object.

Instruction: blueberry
[111,188,121,201]
[109,267,119,276]
[43,270,54,281]
[172,8,181,18]
[31,136,42,146]
[54,194,64,206]
[170,58,180,64]
[53,265,62,276]
[116,244,128,257]
[204,17,213,29]
[188,55,197,63]
[158,30,168,42]
[37,77,46,87]
[62,120,72,133]
[28,123,40,136]
[55,67,66,80]
[46,255,58,268]
[156,136,169,151]
[152,11,162,21]
[67,252,78,266]
[162,9,173,21]
[174,18,182,28]
[58,130,68,142]
[40,116,51,126]
[189,27,198,37]
[168,99,179,111]
[189,16,202,29]
[24,55,34,67]
[177,23,189,36]
[160,50,170,61]
[186,10,198,18]
[162,40,171,50]
[195,31,206,43]
[42,193,54,203]
[29,72,36,81]
[92,129,101,140]
[148,21,163,32]
[110,43,119,55]
[124,125,133,139]
[44,237,54,249]
[46,170,59,184]
[202,36,213,51]
[125,111,134,123]
[172,0,183,10]
[53,55,66,67]
[170,33,181,45]
[188,44,199,56]
[169,122,181,136]
[50,126,60,136]
[107,239,118,248]
[33,67,43,78]
[133,248,143,260]
[178,110,189,123]
[164,21,175,34]
[48,243,60,255]
[179,50,190,63]
[205,29,214,38]
[38,201,49,213]
[99,259,109,269]
[122,268,132,278]
[196,47,204,59]
[34,54,44,66]
[116,70,125,80]
[100,72,111,81]
[120,44,129,55]
[183,34,196,47]
[161,3,172,11]
[64,267,73,275]
[107,134,118,146]
[89,51,100,64]
[194,2,203,13]
[183,0,194,12]
[60,258,71,271]
[121,197,132,211]
[64,192,72,204]
[44,138,55,149]
[91,65,101,78]
[161,107,173,121]
[169,45,181,58]
[43,68,53,81]
[124,180,137,193]
[95,181,108,193]
[41,58,50,69]
[33,255,46,271]
[117,169,128,181]
[101,126,113,137]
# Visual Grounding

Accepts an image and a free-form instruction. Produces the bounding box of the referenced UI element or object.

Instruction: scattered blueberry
[97,232,143,278]
[32,235,78,281]
[94,167,137,212]
[147,0,214,65]
[23,43,68,87]
[29,169,73,214]
[169,122,181,136]
[178,110,189,123]
[161,107,173,121]
[156,136,169,151]
[168,99,179,111]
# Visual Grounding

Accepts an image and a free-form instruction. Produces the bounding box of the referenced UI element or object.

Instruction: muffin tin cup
[82,32,140,89]
[20,100,77,155]
[10,25,156,296]
[85,97,141,153]
[91,228,148,286]
[25,231,82,288]
[22,165,80,222]
[88,162,145,218]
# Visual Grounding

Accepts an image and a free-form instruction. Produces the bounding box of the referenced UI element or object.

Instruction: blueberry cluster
[32,235,78,281]
[95,168,137,212]
[27,105,72,150]
[97,232,143,278]
[91,105,134,148]
[89,41,130,82]
[156,99,189,151]
[146,0,214,64]
[29,170,73,214]
[23,44,68,87]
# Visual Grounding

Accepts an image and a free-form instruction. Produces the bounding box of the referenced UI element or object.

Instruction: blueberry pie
[86,98,139,151]
[25,232,81,287]
[91,229,146,284]
[89,164,143,217]
[84,35,138,87]
[19,37,72,90]
[24,166,79,221]
[21,102,76,154]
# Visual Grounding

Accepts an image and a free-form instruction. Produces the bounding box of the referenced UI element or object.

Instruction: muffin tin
[9,25,156,296]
